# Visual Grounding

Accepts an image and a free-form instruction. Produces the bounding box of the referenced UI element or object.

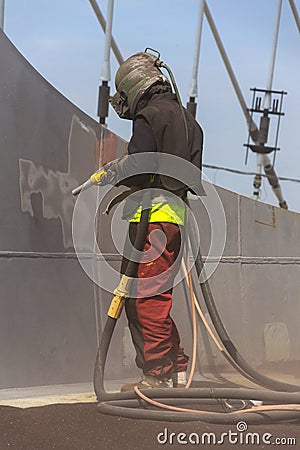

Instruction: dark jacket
[103,92,204,195]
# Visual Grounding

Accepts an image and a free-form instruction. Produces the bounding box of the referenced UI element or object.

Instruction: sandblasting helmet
[109,51,170,119]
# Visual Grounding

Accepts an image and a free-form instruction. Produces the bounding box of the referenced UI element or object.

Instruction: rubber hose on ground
[94,193,300,424]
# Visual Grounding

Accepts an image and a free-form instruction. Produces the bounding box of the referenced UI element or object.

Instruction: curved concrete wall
[0,30,299,389]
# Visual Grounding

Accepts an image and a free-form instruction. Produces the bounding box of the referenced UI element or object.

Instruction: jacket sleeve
[100,116,158,187]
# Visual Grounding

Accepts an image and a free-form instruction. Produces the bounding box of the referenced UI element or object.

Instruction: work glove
[72,167,116,196]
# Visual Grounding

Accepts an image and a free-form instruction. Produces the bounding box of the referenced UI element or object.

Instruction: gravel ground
[0,403,299,450]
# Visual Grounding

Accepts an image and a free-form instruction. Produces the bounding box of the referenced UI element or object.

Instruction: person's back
[136,90,203,192]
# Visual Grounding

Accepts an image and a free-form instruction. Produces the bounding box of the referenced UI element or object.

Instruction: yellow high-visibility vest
[128,202,185,225]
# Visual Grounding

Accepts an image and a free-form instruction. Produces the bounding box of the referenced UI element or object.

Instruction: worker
[90,51,203,391]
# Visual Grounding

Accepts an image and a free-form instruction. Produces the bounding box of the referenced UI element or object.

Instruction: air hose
[94,193,300,424]
[93,188,151,397]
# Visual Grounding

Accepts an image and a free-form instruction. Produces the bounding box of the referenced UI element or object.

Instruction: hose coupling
[107,294,126,319]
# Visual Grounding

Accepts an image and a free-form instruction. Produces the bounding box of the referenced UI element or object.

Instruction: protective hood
[109,51,170,119]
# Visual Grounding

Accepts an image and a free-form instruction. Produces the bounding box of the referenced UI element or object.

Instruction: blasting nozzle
[72,179,93,196]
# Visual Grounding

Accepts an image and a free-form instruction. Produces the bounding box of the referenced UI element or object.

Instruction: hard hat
[109,51,170,119]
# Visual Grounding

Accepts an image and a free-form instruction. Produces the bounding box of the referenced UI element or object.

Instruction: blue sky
[4,0,300,211]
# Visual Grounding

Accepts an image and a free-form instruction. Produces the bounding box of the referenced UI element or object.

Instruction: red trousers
[122,222,189,380]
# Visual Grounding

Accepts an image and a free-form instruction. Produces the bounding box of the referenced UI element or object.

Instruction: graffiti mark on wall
[18,114,127,249]
[19,115,97,248]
